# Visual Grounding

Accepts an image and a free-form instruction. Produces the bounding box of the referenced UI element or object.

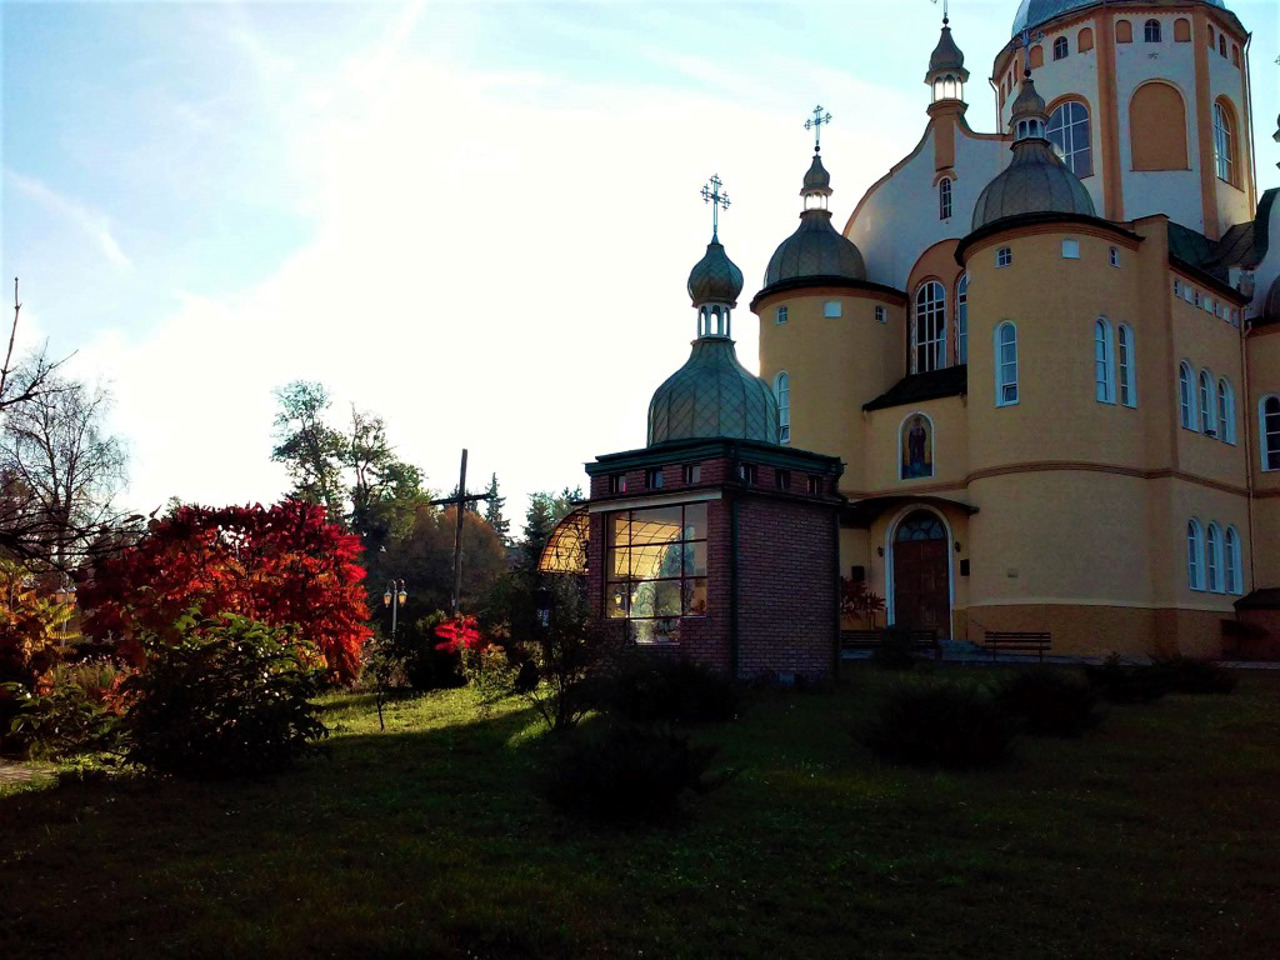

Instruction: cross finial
[805,105,832,152]
[931,0,950,26]
[701,174,730,239]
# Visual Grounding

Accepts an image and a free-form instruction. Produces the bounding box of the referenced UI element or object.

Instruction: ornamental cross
[805,105,832,151]
[1021,26,1032,74]
[701,174,730,239]
[930,0,949,24]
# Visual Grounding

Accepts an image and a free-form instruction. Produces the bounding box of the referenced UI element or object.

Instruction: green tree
[270,381,346,519]
[347,407,426,548]
[483,473,509,543]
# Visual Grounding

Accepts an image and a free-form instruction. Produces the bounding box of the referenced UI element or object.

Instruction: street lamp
[383,579,407,638]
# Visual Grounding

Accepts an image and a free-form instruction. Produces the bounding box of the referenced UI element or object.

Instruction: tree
[483,473,509,543]
[519,486,582,575]
[0,376,128,570]
[78,501,371,684]
[0,279,65,419]
[270,381,346,519]
[346,406,427,548]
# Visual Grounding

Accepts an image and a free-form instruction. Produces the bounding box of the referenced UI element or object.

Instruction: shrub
[539,722,733,822]
[5,680,120,760]
[122,613,326,778]
[605,656,741,724]
[1084,655,1171,704]
[872,626,924,670]
[513,578,609,734]
[862,680,1017,768]
[995,669,1102,737]
[1150,655,1238,695]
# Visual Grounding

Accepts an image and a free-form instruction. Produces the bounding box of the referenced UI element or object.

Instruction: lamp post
[383,579,407,637]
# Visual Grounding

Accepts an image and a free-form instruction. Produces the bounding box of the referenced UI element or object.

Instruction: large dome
[1012,0,1227,36]
[647,339,779,447]
[764,212,867,287]
[972,140,1096,229]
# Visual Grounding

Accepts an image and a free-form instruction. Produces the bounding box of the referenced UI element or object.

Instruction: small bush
[995,669,1102,737]
[122,614,327,778]
[1150,656,1237,695]
[872,627,924,670]
[605,657,741,724]
[539,722,733,822]
[863,680,1017,768]
[1084,655,1171,704]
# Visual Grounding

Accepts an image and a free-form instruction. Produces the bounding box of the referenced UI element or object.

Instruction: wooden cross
[805,105,832,151]
[428,449,494,615]
[700,174,730,239]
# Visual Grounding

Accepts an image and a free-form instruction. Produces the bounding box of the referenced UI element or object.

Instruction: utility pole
[428,449,494,615]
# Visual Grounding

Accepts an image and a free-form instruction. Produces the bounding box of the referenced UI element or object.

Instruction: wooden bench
[841,629,942,660]
[982,631,1052,662]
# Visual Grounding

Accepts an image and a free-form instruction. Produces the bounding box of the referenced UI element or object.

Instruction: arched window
[1213,100,1236,184]
[1048,101,1092,177]
[1262,396,1280,471]
[1118,324,1136,407]
[1174,18,1191,42]
[1231,44,1240,66]
[1053,36,1069,60]
[913,281,947,374]
[1144,19,1161,43]
[1217,378,1235,444]
[995,322,1018,406]
[1130,82,1188,171]
[1199,369,1214,435]
[1179,362,1196,429]
[1218,34,1227,57]
[1094,319,1115,403]
[956,275,969,365]
[939,177,953,220]
[1225,527,1243,595]
[1206,524,1223,593]
[1078,27,1094,52]
[1116,19,1133,43]
[774,372,791,445]
[1187,520,1204,591]
[1029,45,1044,70]
[1207,24,1215,48]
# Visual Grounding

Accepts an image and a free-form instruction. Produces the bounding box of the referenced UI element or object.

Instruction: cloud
[5,169,134,270]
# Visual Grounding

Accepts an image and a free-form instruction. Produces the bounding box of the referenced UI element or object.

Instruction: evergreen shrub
[995,669,1102,737]
[604,656,741,723]
[1150,655,1237,695]
[863,680,1017,768]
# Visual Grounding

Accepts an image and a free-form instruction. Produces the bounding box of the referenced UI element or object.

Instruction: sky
[3,0,1278,534]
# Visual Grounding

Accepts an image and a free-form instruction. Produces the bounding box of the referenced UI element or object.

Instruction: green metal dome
[647,338,780,447]
[687,238,744,306]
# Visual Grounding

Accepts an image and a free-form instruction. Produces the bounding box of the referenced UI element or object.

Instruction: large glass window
[1095,319,1115,403]
[1225,527,1243,595]
[775,372,791,445]
[939,177,953,220]
[1206,523,1223,593]
[1048,102,1093,177]
[1118,324,1136,407]
[956,275,969,364]
[1179,362,1196,429]
[1263,396,1280,471]
[1187,520,1204,591]
[1199,370,1214,435]
[1217,378,1235,444]
[913,281,947,373]
[606,503,709,644]
[995,322,1018,406]
[1213,101,1235,184]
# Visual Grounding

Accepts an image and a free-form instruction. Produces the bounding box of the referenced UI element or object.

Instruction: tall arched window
[774,372,791,445]
[1118,324,1136,407]
[1218,34,1227,57]
[1053,36,1069,60]
[1213,101,1236,184]
[1217,378,1235,444]
[995,322,1018,406]
[956,275,969,365]
[1199,369,1214,434]
[1262,396,1280,471]
[1048,101,1092,177]
[1130,82,1188,171]
[1206,523,1223,593]
[1094,319,1115,403]
[939,177,953,220]
[913,282,947,374]
[1187,520,1205,591]
[1225,527,1243,595]
[1144,19,1161,42]
[1179,362,1196,429]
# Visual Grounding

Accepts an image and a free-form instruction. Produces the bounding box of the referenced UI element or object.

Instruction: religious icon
[901,414,933,479]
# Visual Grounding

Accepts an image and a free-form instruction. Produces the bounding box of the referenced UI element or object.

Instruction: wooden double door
[892,511,950,638]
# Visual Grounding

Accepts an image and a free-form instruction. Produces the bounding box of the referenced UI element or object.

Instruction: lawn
[2,666,1279,959]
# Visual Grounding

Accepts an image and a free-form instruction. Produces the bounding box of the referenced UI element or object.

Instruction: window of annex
[956,275,969,365]
[995,322,1018,407]
[1225,526,1243,595]
[1144,19,1161,43]
[1213,100,1237,185]
[606,503,708,645]
[1094,318,1116,404]
[1179,362,1197,430]
[1053,36,1068,60]
[1118,324,1136,407]
[1206,523,1223,593]
[912,281,947,374]
[939,177,953,221]
[1199,369,1215,435]
[1217,378,1236,444]
[1187,519,1205,591]
[775,372,791,445]
[997,246,1013,267]
[1262,395,1280,471]
[1048,101,1093,177]
[775,305,788,325]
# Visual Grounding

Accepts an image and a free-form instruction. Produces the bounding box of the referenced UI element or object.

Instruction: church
[544,0,1280,677]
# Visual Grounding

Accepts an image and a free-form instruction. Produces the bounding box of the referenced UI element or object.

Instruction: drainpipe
[730,488,740,681]
[1241,318,1258,593]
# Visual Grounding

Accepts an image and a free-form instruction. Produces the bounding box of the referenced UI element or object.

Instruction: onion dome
[1012,0,1226,37]
[647,339,780,446]
[687,238,744,307]
[764,152,867,287]
[926,16,969,103]
[972,73,1095,230]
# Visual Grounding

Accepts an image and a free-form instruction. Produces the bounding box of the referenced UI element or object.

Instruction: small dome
[802,153,832,194]
[647,339,780,446]
[687,238,744,307]
[765,212,867,286]
[1010,77,1047,122]
[972,139,1096,229]
[1012,0,1227,37]
[928,23,968,77]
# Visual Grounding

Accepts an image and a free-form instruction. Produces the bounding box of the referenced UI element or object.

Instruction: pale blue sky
[3,0,1277,527]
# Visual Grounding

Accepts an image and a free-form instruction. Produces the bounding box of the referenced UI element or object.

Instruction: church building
[547,0,1280,675]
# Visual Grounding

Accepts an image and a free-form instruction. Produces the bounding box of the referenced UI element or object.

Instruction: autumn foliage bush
[80,501,371,684]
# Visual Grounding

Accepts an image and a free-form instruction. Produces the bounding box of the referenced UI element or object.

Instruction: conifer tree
[483,473,509,543]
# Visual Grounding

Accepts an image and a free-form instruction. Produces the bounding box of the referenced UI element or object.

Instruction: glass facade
[606,502,709,643]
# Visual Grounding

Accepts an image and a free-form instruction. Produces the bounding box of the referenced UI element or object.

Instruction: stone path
[0,759,55,788]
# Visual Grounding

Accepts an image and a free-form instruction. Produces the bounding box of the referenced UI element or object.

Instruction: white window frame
[1199,368,1215,435]
[956,275,969,365]
[1094,318,1116,404]
[1179,361,1197,430]
[1118,323,1136,407]
[1053,36,1069,60]
[1062,238,1081,259]
[912,281,948,374]
[1144,19,1161,43]
[1206,523,1223,593]
[1110,247,1120,267]
[1047,101,1092,177]
[996,247,1013,268]
[1187,519,1205,591]
[1213,101,1234,184]
[774,371,791,445]
[1225,526,1243,595]
[994,321,1018,407]
[875,305,887,325]
[939,177,953,220]
[1262,395,1280,472]
[1217,378,1235,444]
[775,305,788,325]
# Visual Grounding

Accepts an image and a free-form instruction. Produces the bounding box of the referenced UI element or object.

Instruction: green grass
[3,667,1280,959]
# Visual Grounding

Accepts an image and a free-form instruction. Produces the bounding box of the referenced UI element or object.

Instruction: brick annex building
[544,0,1280,679]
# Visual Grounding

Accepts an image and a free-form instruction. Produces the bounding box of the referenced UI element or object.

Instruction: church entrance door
[892,511,950,639]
